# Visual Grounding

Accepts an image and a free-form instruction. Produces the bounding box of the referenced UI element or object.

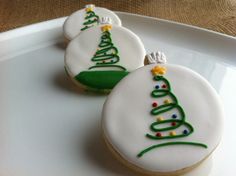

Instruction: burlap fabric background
[0,0,236,36]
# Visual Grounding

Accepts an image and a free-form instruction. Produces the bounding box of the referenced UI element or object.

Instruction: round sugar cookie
[63,4,121,40]
[64,21,146,92]
[102,52,223,175]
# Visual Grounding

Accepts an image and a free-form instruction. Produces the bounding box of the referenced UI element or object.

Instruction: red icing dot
[156,132,162,137]
[171,122,176,126]
[152,102,158,107]
[162,84,167,88]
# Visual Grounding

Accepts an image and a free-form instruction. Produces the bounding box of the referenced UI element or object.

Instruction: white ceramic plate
[0,12,235,176]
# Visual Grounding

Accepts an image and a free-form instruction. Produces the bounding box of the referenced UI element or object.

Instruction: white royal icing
[64,24,146,88]
[102,64,223,172]
[145,51,167,64]
[85,4,95,9]
[99,16,112,25]
[63,5,122,40]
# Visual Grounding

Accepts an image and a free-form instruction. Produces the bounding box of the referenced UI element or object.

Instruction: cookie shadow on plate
[53,69,84,94]
[183,156,213,176]
[82,121,141,176]
[81,120,213,176]
[53,69,106,97]
[55,42,67,50]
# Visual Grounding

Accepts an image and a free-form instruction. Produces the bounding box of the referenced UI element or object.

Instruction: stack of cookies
[64,4,146,92]
[63,4,223,176]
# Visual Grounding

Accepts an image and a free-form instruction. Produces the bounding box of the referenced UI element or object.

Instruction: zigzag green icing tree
[89,25,126,71]
[81,5,99,31]
[75,24,129,90]
[137,65,207,158]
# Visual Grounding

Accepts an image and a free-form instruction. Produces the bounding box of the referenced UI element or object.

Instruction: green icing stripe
[149,119,192,133]
[151,104,183,117]
[81,10,99,31]
[75,70,129,89]
[151,89,169,98]
[137,142,208,158]
[147,121,194,139]
[88,65,126,71]
[154,76,171,91]
[152,91,178,103]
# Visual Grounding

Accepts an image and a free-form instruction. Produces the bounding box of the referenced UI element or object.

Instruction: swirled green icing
[88,29,127,72]
[81,10,99,31]
[90,31,123,68]
[147,120,194,139]
[89,65,126,71]
[137,73,207,157]
[137,142,207,158]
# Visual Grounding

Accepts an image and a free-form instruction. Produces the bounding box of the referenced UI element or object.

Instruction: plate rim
[1,11,236,42]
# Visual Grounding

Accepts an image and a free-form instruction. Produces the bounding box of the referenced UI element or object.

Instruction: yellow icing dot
[169,131,176,136]
[164,99,171,104]
[151,66,166,76]
[85,7,93,12]
[101,25,112,32]
[156,117,164,122]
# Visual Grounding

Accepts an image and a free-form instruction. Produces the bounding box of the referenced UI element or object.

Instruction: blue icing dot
[183,130,188,135]
[172,114,177,118]
[155,85,160,89]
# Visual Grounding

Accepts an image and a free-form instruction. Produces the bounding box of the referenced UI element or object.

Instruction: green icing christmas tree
[75,23,129,90]
[137,65,207,158]
[80,5,99,31]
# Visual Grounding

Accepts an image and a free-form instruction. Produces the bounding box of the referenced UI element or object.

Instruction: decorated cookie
[102,52,223,175]
[64,17,146,92]
[63,4,122,40]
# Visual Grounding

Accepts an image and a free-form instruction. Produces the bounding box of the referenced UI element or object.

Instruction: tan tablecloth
[0,0,236,36]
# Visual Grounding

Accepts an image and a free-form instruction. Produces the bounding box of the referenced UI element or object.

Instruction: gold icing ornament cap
[100,17,113,31]
[151,65,167,76]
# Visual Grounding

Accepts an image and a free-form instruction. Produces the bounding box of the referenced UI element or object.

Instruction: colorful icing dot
[156,132,162,137]
[183,130,188,135]
[162,84,167,89]
[152,102,158,107]
[169,131,176,136]
[155,85,160,89]
[171,122,176,126]
[156,117,164,122]
[102,60,106,63]
[172,114,177,119]
[164,99,171,104]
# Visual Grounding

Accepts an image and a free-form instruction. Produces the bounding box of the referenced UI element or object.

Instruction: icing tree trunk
[137,65,207,158]
[81,5,99,31]
[75,24,129,90]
